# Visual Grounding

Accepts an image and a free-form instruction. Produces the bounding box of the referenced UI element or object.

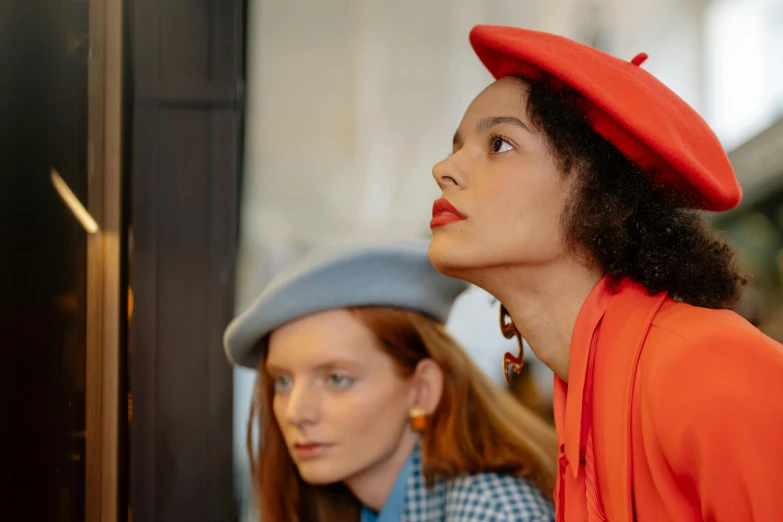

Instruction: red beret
[469,25,741,212]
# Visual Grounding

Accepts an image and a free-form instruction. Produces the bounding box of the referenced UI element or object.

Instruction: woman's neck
[469,258,603,382]
[344,432,418,511]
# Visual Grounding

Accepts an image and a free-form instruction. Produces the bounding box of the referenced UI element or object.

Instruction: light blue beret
[224,239,469,369]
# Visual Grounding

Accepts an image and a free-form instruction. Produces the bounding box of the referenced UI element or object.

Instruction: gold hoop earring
[500,304,524,384]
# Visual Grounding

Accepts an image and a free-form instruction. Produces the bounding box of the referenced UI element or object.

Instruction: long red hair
[247,307,557,522]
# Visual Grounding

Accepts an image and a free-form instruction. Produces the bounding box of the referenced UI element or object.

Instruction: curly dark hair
[522,76,747,309]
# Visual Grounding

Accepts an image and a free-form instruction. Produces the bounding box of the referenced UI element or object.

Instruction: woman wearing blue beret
[224,240,556,522]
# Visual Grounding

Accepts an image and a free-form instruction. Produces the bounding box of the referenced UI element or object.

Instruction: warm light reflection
[51,168,99,234]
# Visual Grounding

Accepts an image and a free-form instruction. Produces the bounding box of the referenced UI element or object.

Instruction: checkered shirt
[401,445,555,521]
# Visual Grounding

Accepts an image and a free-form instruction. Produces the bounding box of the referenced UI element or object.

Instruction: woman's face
[429,77,577,278]
[266,308,418,486]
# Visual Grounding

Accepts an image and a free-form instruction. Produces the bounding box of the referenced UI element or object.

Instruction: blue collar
[360,446,416,522]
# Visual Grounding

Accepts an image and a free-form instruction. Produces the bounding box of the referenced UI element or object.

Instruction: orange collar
[553,276,613,477]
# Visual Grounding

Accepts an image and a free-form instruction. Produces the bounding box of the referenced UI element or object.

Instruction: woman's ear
[410,358,444,414]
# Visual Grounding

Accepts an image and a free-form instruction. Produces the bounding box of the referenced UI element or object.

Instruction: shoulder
[444,472,554,522]
[642,301,782,393]
[640,301,783,446]
[649,299,768,347]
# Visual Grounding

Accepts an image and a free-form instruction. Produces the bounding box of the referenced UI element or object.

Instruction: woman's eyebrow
[476,115,530,133]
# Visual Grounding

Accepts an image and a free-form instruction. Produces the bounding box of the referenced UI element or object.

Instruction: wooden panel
[160,0,211,80]
[129,0,242,518]
[133,0,241,95]
[130,106,238,522]
[128,106,160,522]
[155,109,212,519]
[205,109,240,519]
[135,83,239,105]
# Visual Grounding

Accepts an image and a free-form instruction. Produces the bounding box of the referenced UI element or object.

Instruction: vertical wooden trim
[85,0,123,520]
[84,0,106,515]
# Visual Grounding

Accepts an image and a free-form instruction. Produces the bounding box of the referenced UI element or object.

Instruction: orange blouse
[553,277,783,521]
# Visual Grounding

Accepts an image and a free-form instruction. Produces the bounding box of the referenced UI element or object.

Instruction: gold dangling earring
[500,304,524,385]
[410,408,428,433]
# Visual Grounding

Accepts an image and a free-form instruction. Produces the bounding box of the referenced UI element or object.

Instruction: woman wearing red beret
[428,25,783,522]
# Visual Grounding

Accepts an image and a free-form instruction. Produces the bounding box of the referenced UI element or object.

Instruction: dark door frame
[128,0,244,520]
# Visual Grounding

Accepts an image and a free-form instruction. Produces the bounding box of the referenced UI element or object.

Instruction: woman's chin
[294,461,344,486]
[428,236,475,278]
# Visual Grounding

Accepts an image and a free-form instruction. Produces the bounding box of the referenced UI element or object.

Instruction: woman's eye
[273,375,293,393]
[490,137,513,154]
[327,374,356,390]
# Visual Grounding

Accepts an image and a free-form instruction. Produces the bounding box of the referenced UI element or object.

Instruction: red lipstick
[431,198,466,228]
